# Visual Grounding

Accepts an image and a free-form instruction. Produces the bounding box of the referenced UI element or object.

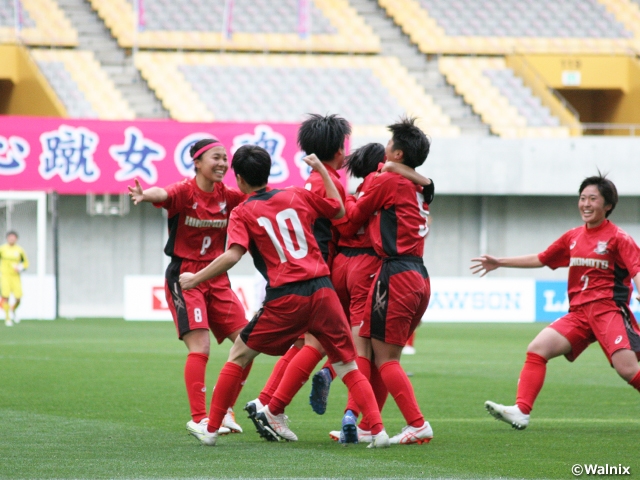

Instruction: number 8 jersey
[538,219,640,307]
[227,186,342,288]
[155,178,246,261]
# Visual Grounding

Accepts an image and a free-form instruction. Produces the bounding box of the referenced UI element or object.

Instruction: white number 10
[257,208,308,263]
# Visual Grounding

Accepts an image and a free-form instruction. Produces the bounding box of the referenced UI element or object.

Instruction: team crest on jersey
[219,202,227,215]
[594,241,609,255]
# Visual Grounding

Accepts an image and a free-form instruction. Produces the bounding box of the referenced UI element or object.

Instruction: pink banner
[0,116,345,194]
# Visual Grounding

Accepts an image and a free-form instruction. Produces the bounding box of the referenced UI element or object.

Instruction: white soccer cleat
[389,421,433,445]
[5,319,13,327]
[367,429,390,449]
[11,310,19,324]
[256,406,298,442]
[402,345,416,355]
[329,426,372,443]
[222,407,243,433]
[485,401,529,430]
[186,418,223,446]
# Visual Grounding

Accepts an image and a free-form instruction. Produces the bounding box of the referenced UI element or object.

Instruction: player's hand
[127,179,145,205]
[179,273,199,290]
[381,161,397,173]
[14,264,24,273]
[470,255,500,277]
[302,154,324,172]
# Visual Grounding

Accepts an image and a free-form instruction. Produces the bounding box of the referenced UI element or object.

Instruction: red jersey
[304,165,346,262]
[336,173,376,249]
[155,178,245,261]
[226,186,341,288]
[538,220,640,307]
[343,170,430,258]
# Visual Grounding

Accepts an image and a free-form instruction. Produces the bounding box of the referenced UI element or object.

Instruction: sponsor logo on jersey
[569,257,609,269]
[570,241,576,250]
[594,241,609,255]
[192,202,198,209]
[615,335,623,345]
[219,201,227,215]
[185,216,228,228]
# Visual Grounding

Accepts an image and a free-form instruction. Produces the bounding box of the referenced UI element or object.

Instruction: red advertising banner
[0,116,339,194]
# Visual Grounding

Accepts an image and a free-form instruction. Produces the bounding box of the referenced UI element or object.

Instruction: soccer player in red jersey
[471,174,640,430]
[127,138,251,436]
[244,114,351,420]
[339,117,435,445]
[178,144,390,447]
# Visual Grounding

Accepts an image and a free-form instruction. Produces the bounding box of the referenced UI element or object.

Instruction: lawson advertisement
[123,276,640,322]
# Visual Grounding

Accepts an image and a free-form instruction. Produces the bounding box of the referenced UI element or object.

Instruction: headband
[192,142,224,160]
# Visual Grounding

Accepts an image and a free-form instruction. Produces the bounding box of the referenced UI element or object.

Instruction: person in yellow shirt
[0,231,28,326]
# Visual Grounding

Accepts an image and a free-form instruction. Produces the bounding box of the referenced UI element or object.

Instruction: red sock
[515,352,548,415]
[228,361,253,408]
[184,352,208,422]
[628,370,640,392]
[346,356,371,416]
[342,369,383,435]
[207,362,243,432]
[270,345,323,415]
[258,345,301,406]
[358,364,388,431]
[379,360,424,427]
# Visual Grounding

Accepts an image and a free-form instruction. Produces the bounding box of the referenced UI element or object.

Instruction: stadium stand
[0,0,77,46]
[88,0,380,53]
[379,0,635,54]
[135,51,459,138]
[439,56,578,138]
[30,49,135,119]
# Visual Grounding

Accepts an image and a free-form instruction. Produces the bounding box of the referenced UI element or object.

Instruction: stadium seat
[0,0,77,46]
[135,51,459,137]
[379,0,634,54]
[88,0,380,53]
[439,56,575,138]
[31,49,134,119]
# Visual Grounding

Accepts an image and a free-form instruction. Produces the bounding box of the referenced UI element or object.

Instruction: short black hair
[6,231,17,238]
[297,113,351,162]
[387,116,430,169]
[579,173,618,218]
[232,144,271,187]
[344,143,385,179]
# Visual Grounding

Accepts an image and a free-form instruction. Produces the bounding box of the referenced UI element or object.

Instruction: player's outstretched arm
[382,161,431,186]
[179,244,245,290]
[470,254,543,277]
[303,154,345,219]
[127,179,168,205]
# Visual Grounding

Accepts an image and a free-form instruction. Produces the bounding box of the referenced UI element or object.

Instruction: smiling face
[579,184,611,228]
[195,146,228,184]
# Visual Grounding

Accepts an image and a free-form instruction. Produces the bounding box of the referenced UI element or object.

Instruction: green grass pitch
[1,319,638,479]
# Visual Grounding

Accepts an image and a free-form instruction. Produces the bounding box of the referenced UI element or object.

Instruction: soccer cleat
[367,429,390,449]
[340,410,358,444]
[309,367,333,415]
[389,421,434,445]
[485,401,529,430]
[330,425,372,443]
[11,310,19,324]
[222,407,243,433]
[244,398,270,439]
[5,319,13,327]
[402,345,416,355]
[186,418,226,446]
[256,406,298,442]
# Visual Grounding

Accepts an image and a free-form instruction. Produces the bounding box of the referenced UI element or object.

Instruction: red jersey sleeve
[154,179,190,213]
[226,208,250,251]
[299,187,341,220]
[342,173,392,238]
[538,231,572,270]
[613,230,640,278]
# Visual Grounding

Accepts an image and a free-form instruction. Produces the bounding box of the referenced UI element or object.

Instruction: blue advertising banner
[535,280,640,322]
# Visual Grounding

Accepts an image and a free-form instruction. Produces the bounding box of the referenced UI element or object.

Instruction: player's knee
[331,361,357,379]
